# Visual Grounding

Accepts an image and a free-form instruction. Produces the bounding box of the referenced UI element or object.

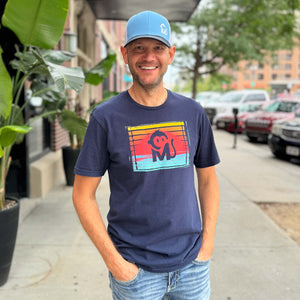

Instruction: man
[73,10,220,300]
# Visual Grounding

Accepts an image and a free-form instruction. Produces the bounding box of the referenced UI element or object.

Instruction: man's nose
[142,49,155,60]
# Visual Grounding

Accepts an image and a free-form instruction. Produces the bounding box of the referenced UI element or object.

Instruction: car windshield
[219,92,244,103]
[239,103,262,112]
[263,101,300,112]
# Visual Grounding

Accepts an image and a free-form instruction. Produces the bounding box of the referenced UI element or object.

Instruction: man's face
[121,38,175,90]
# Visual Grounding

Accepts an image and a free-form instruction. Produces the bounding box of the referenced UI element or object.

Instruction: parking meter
[233,108,239,148]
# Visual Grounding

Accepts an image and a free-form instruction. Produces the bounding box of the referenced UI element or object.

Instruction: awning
[86,0,201,22]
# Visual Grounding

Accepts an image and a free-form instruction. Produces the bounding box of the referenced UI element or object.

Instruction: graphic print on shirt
[127,121,190,172]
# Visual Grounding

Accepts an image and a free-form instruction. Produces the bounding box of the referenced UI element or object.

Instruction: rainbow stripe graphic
[127,121,190,172]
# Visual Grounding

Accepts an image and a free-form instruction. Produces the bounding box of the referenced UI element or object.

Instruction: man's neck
[129,84,168,107]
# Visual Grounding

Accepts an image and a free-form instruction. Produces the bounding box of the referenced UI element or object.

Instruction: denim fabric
[109,260,210,300]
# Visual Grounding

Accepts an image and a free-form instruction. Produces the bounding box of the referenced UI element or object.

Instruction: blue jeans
[109,260,210,300]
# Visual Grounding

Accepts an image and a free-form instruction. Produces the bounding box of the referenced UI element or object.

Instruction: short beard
[131,72,164,90]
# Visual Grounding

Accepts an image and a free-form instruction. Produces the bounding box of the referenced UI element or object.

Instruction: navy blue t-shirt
[74,90,220,272]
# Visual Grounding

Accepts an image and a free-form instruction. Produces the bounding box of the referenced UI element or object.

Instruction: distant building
[220,47,300,96]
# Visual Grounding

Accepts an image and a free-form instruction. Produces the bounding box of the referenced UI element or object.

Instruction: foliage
[0,0,85,210]
[171,0,300,98]
[0,0,117,210]
[41,51,117,149]
[177,73,232,94]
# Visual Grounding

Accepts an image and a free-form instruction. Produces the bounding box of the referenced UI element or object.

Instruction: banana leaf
[2,0,69,49]
[0,125,32,158]
[10,48,85,95]
[85,51,117,85]
[0,47,13,119]
[60,110,88,145]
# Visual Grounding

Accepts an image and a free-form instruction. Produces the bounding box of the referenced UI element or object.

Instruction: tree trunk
[192,28,202,99]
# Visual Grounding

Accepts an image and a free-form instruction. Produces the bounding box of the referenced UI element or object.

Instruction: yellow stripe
[128,122,185,132]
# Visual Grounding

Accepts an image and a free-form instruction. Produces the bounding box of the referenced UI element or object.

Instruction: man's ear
[120,45,128,64]
[168,46,176,65]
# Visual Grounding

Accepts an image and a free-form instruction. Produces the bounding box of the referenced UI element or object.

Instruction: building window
[257,73,264,80]
[285,74,291,79]
[272,74,277,80]
[110,21,116,33]
[244,73,251,80]
[285,64,291,70]
[285,53,292,60]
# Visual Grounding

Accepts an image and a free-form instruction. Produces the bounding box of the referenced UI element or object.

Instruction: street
[214,129,300,204]
[212,129,300,300]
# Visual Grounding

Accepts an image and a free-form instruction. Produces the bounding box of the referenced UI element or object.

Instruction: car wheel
[247,136,258,143]
[272,150,288,160]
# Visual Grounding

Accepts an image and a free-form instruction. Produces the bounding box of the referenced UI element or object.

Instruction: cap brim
[124,35,171,48]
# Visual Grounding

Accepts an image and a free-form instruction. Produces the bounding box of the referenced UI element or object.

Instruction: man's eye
[155,46,165,51]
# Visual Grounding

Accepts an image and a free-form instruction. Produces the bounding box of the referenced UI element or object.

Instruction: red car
[244,99,300,142]
[214,102,267,133]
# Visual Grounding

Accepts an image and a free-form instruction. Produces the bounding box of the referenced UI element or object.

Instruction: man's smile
[139,66,158,70]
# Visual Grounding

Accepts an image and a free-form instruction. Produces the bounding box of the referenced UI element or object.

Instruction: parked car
[268,106,300,159]
[214,101,267,133]
[204,89,270,124]
[196,91,222,106]
[293,91,300,98]
[244,99,300,142]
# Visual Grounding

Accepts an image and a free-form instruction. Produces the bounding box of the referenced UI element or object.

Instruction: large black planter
[62,146,81,186]
[0,197,20,286]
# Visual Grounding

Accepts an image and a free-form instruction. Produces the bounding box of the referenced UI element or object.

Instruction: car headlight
[271,123,283,136]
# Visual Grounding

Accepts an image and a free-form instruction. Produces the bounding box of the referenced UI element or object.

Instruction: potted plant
[57,51,118,186]
[0,0,85,286]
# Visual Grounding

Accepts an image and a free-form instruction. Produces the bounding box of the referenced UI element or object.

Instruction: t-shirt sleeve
[74,114,110,177]
[194,112,220,168]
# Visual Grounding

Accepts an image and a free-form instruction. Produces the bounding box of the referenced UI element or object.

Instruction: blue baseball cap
[124,11,172,48]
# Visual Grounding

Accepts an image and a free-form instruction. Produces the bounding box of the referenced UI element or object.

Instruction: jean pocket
[109,268,144,286]
[192,259,210,266]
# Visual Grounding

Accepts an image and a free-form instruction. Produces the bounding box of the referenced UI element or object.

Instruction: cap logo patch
[160,23,168,36]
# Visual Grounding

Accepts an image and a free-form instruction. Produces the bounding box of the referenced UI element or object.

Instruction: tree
[171,0,300,98]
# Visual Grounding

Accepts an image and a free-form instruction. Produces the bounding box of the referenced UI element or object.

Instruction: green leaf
[2,0,69,49]
[87,91,119,113]
[60,110,87,144]
[0,47,13,119]
[85,51,117,86]
[0,125,32,150]
[47,63,85,93]
[11,48,50,76]
[42,50,76,65]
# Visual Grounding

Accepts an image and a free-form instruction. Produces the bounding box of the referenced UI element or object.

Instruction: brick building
[221,47,300,96]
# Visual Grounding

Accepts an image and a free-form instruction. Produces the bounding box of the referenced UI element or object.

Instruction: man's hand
[196,238,214,261]
[111,260,139,282]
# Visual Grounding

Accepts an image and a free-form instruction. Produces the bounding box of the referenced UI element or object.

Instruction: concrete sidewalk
[1,130,300,299]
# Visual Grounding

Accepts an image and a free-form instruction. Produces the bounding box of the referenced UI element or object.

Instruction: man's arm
[196,166,220,261]
[72,174,139,281]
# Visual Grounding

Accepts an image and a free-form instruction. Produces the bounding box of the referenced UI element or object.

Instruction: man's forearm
[72,175,138,281]
[196,167,220,259]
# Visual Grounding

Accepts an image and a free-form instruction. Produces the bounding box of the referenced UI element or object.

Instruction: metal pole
[233,108,239,149]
